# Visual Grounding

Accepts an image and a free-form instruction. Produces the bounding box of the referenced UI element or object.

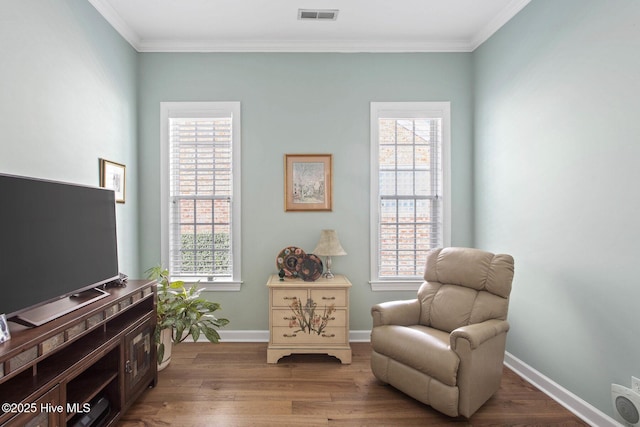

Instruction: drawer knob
[283,333,297,338]
[321,333,336,338]
[322,296,336,300]
[283,296,297,300]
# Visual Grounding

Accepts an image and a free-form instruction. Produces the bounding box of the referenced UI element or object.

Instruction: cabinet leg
[267,348,291,363]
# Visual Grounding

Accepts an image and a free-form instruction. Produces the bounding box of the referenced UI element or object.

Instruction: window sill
[369,280,422,291]
[181,280,243,291]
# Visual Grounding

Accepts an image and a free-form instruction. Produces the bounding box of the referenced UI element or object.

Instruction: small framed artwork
[0,314,10,343]
[99,158,126,203]
[284,154,332,211]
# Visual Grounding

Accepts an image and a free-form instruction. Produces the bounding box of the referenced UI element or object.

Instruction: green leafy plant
[146,266,230,365]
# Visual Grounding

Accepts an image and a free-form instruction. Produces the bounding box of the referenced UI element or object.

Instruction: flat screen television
[0,173,119,326]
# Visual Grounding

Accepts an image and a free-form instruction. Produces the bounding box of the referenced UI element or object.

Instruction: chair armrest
[450,319,510,351]
[450,319,511,417]
[371,299,421,327]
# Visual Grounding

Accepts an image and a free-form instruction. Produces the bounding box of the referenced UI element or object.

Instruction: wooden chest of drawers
[266,274,352,364]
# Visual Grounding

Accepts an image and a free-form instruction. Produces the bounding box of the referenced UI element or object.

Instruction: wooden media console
[0,280,157,426]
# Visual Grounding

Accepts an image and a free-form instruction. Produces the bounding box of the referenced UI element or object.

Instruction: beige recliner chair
[370,247,515,418]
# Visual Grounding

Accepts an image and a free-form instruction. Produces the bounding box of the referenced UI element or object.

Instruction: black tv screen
[0,174,119,322]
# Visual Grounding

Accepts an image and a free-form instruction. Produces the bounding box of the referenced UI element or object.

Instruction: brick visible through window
[371,102,449,284]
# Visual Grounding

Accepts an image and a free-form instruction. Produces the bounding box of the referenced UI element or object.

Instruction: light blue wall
[138,53,475,330]
[474,0,640,416]
[0,1,140,276]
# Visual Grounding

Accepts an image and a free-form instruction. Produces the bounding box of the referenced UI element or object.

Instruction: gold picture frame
[99,158,126,203]
[284,154,332,212]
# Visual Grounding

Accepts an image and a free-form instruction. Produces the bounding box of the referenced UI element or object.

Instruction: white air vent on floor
[298,9,339,21]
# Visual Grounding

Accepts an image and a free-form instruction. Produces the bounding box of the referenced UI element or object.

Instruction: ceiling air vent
[298,9,339,21]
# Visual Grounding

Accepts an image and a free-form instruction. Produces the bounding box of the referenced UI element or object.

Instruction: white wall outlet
[632,376,640,393]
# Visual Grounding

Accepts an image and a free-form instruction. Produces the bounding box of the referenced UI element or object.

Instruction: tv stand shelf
[0,280,157,427]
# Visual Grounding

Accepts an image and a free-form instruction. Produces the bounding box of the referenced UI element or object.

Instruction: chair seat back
[418,247,514,332]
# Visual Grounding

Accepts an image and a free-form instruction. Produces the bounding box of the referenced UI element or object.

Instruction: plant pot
[158,328,173,371]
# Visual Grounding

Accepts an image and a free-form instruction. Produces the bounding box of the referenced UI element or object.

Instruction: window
[370,102,450,291]
[160,102,241,290]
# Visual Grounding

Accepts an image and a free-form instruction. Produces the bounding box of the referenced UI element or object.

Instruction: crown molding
[89,0,531,53]
[136,38,474,53]
[88,0,141,49]
[470,0,531,50]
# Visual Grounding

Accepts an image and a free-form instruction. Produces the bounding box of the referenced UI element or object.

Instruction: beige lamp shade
[312,230,347,256]
[312,230,346,279]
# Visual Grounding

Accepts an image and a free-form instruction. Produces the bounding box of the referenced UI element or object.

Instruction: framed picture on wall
[99,158,126,203]
[284,154,332,211]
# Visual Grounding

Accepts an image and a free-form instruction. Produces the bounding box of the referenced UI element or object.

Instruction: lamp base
[322,256,335,279]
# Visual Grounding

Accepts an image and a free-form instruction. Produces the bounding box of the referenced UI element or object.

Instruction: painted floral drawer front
[272,289,308,307]
[271,309,346,328]
[271,327,346,345]
[310,289,347,307]
[286,296,336,335]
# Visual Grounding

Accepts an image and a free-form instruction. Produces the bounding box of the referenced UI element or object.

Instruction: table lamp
[312,229,347,279]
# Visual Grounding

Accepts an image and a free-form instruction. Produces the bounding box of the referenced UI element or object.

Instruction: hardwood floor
[118,342,589,426]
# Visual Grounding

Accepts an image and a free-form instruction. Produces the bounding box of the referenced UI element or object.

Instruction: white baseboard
[217,330,269,342]
[504,352,618,427]
[349,330,372,342]
[214,329,372,343]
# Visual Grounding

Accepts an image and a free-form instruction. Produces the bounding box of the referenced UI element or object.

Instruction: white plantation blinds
[161,102,241,287]
[370,102,450,288]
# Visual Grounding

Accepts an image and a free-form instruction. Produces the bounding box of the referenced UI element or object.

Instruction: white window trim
[160,101,242,291]
[369,102,451,291]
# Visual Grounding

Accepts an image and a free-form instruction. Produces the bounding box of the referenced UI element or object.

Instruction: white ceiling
[88,0,531,53]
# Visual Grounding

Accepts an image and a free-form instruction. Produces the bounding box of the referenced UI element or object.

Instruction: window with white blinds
[370,102,450,291]
[160,102,241,290]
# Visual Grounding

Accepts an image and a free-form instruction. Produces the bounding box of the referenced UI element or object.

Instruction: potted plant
[146,266,230,370]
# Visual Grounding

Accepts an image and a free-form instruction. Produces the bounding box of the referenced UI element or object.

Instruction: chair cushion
[419,247,514,331]
[423,247,513,298]
[371,324,459,386]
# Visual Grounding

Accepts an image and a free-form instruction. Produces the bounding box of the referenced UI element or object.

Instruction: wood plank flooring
[118,342,589,426]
